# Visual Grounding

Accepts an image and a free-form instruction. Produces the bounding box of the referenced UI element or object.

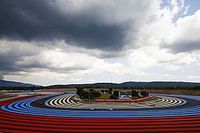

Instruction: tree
[89,89,101,98]
[131,90,138,97]
[79,91,89,99]
[140,91,148,97]
[101,90,105,94]
[105,90,109,94]
[76,88,83,95]
[108,88,113,94]
[113,91,119,98]
[109,94,117,99]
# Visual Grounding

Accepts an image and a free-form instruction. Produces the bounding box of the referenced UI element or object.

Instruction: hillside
[48,81,200,89]
[0,80,35,87]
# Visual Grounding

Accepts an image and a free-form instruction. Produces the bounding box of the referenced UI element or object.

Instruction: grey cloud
[0,41,90,76]
[0,73,4,80]
[0,53,90,75]
[163,40,200,53]
[0,0,129,51]
[19,60,89,73]
[49,66,88,73]
[0,40,42,73]
[0,53,23,72]
[0,0,157,77]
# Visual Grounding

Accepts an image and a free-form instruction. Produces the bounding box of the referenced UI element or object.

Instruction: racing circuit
[1,91,200,132]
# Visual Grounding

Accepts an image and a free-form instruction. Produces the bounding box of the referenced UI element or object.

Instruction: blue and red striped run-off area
[1,92,200,133]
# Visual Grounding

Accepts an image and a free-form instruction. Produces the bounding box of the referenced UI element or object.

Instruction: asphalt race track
[1,93,200,133]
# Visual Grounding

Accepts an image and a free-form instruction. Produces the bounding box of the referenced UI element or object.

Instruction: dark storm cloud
[0,53,22,72]
[0,0,128,51]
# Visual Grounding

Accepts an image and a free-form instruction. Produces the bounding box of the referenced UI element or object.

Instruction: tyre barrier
[0,93,200,132]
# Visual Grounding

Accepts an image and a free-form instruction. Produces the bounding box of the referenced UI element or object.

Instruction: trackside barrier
[95,96,154,102]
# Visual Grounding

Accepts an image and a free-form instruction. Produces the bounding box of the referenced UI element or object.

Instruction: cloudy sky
[0,0,200,85]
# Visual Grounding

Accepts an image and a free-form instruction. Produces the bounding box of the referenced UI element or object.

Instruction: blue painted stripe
[1,94,200,118]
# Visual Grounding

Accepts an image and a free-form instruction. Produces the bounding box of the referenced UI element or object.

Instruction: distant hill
[49,81,200,89]
[1,80,200,89]
[119,81,200,88]
[0,80,36,87]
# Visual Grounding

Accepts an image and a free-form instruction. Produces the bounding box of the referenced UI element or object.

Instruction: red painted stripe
[1,110,200,123]
[0,121,200,129]
[0,115,200,125]
[0,95,199,133]
[0,125,200,133]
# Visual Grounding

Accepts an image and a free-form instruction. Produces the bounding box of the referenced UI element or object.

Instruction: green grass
[0,94,18,99]
[99,94,111,99]
[139,89,200,96]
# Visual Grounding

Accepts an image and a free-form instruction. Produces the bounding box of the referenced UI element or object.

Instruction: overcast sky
[0,0,200,85]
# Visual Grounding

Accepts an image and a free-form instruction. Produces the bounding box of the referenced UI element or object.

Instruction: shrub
[113,91,119,98]
[140,91,148,97]
[109,94,117,99]
[131,90,138,97]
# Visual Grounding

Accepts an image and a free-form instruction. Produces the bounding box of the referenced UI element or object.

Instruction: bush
[140,91,148,97]
[89,89,101,98]
[113,91,119,98]
[79,90,89,99]
[77,89,101,100]
[76,88,83,95]
[108,88,113,94]
[109,94,117,99]
[131,90,138,97]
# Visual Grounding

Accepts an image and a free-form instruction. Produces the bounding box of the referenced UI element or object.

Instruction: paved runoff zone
[1,92,200,132]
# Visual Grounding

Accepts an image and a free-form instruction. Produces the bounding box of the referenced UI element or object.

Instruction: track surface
[44,94,187,110]
[0,93,200,132]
